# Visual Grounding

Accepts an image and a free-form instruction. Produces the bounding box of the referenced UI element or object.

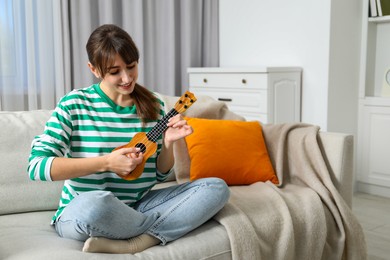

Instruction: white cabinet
[187,67,301,124]
[357,99,390,197]
[357,1,390,197]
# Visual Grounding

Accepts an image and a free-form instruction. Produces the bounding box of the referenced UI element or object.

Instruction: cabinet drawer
[189,73,268,89]
[190,87,268,113]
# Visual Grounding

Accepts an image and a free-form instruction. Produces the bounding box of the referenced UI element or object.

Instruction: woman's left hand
[164,115,193,144]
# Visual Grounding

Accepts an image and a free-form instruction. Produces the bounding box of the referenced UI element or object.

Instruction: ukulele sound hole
[135,143,146,153]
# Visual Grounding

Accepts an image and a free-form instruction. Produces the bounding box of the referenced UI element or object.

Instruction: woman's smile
[118,82,133,91]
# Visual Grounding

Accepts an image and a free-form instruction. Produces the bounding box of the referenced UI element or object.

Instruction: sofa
[0,94,366,260]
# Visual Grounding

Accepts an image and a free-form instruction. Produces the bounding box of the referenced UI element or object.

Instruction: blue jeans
[54,177,229,245]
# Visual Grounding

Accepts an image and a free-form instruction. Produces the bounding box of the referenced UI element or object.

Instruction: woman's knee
[66,191,117,222]
[195,177,230,205]
[55,191,116,241]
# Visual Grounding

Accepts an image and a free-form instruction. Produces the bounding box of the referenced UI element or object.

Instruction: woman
[28,24,229,254]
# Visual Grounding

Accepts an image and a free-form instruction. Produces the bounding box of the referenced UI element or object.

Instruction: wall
[327,0,361,134]
[219,0,361,134]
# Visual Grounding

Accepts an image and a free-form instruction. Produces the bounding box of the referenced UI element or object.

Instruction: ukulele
[113,91,197,180]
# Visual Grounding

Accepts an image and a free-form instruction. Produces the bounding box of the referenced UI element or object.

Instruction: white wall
[327,1,361,134]
[219,0,361,134]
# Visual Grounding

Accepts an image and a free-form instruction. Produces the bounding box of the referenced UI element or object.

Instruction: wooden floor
[352,192,390,260]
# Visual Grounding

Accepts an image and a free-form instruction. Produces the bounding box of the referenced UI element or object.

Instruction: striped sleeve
[156,168,173,183]
[28,103,73,181]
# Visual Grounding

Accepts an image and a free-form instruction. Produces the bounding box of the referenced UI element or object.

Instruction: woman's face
[91,53,139,99]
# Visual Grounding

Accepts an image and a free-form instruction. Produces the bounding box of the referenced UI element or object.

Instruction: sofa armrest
[318,132,354,207]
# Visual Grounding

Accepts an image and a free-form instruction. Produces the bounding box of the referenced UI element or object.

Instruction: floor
[352,192,390,260]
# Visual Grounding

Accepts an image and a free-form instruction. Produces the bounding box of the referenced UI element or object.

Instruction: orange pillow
[184,118,278,185]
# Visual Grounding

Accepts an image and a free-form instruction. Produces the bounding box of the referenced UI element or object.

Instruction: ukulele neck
[146,108,179,142]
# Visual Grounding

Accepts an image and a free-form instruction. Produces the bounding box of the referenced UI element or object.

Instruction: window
[0,0,58,111]
[0,0,16,78]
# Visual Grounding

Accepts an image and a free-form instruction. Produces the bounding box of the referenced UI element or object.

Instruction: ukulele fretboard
[146,108,179,142]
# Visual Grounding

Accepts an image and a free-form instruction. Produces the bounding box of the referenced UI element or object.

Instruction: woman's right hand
[105,147,143,177]
[50,147,143,181]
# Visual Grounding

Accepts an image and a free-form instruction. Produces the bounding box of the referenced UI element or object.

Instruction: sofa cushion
[0,211,231,260]
[184,118,278,185]
[0,110,63,215]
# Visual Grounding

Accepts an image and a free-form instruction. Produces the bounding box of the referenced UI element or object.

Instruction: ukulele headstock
[174,91,197,113]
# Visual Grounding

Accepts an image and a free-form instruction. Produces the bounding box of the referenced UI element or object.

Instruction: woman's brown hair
[86,24,159,122]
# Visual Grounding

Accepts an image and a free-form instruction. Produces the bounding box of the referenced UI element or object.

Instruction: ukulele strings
[146,109,179,142]
[130,107,183,154]
[126,104,190,155]
[142,105,188,146]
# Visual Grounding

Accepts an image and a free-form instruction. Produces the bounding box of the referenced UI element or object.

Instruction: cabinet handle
[242,79,247,84]
[218,98,233,102]
[203,78,208,83]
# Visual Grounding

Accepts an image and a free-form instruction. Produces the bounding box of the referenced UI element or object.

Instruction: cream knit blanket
[161,94,366,260]
[213,123,366,260]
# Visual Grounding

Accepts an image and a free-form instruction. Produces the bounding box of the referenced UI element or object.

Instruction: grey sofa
[0,94,362,260]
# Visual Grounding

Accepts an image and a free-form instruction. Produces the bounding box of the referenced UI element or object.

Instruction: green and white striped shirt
[28,84,169,223]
